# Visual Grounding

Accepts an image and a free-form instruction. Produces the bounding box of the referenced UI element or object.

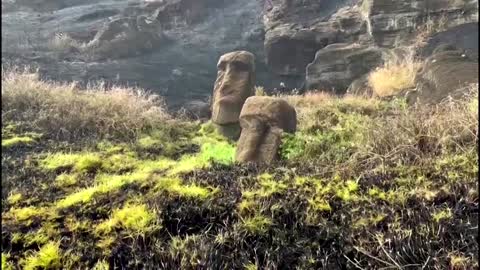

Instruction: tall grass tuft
[367,47,422,97]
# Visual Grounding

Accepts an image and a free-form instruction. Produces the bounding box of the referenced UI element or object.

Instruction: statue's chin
[212,99,241,125]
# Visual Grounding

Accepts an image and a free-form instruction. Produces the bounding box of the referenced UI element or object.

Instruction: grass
[6,193,22,205]
[47,33,85,54]
[2,253,13,270]
[1,69,478,268]
[95,203,157,235]
[55,173,79,187]
[56,172,151,208]
[2,136,36,148]
[255,85,266,96]
[155,177,216,200]
[2,68,170,141]
[6,206,49,223]
[240,215,273,235]
[41,152,103,173]
[22,241,61,270]
[367,47,422,97]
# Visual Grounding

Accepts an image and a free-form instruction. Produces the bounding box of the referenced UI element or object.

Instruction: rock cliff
[2,0,478,107]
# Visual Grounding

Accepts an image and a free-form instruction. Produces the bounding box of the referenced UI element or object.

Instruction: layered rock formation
[2,0,271,109]
[408,45,479,104]
[2,0,478,107]
[262,0,478,93]
[305,43,383,93]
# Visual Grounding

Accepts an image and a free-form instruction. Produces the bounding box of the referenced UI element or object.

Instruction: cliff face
[2,0,271,108]
[263,0,478,91]
[2,0,478,107]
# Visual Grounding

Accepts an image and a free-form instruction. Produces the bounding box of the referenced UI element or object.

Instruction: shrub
[1,68,170,141]
[367,47,422,97]
[47,33,85,54]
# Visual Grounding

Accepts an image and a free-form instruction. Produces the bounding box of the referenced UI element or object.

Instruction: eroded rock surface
[408,44,479,104]
[2,0,478,108]
[236,96,296,164]
[420,22,479,60]
[305,43,383,93]
[1,0,272,109]
[362,0,479,47]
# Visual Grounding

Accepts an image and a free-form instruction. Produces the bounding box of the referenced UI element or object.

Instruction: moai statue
[235,96,297,164]
[211,51,255,140]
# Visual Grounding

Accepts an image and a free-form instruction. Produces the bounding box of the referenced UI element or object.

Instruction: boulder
[211,51,256,139]
[306,43,383,94]
[85,15,165,60]
[235,96,297,164]
[408,45,479,104]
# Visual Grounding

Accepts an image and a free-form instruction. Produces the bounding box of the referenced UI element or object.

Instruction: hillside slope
[2,71,478,269]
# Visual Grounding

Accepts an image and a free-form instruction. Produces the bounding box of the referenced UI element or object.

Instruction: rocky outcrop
[306,43,383,93]
[362,0,479,48]
[419,22,478,60]
[2,0,272,110]
[235,96,296,164]
[263,1,368,88]
[84,15,165,61]
[262,0,478,92]
[211,51,255,139]
[2,0,478,108]
[407,44,478,104]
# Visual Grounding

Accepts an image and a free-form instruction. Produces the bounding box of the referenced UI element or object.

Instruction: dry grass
[254,86,266,96]
[1,68,170,140]
[279,85,477,168]
[47,33,85,53]
[280,91,382,130]
[364,84,478,165]
[367,47,422,97]
[414,14,449,48]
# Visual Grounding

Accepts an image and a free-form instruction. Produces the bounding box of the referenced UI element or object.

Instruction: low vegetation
[368,47,422,97]
[2,67,170,141]
[2,69,478,269]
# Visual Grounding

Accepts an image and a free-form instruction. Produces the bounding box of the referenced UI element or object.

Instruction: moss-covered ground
[1,77,478,269]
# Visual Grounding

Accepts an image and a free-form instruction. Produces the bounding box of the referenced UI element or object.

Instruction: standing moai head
[211,51,255,140]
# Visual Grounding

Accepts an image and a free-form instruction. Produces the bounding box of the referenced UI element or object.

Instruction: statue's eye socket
[231,61,249,71]
[232,61,248,71]
[218,62,226,71]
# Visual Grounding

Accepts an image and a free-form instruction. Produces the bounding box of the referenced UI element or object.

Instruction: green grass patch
[6,192,23,205]
[155,177,216,200]
[240,215,273,235]
[96,203,157,235]
[2,253,13,270]
[41,152,103,173]
[2,136,36,148]
[56,172,151,208]
[55,173,79,188]
[22,241,61,270]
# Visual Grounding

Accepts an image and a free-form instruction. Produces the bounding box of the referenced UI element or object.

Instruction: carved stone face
[235,96,297,164]
[211,51,255,126]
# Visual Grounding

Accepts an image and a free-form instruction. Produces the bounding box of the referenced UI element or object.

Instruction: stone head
[235,96,297,164]
[211,51,255,125]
